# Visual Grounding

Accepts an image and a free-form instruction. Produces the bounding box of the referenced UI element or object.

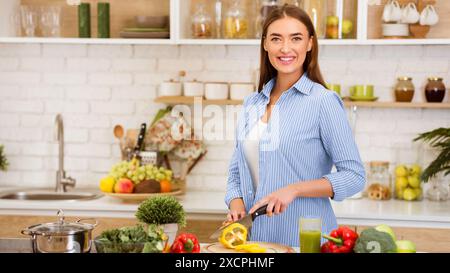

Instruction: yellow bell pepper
[219,223,248,249]
[235,243,267,253]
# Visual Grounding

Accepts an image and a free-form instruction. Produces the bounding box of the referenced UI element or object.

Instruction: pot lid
[25,209,96,236]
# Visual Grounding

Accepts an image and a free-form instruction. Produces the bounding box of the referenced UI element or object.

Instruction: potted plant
[414,127,450,201]
[135,195,186,245]
[0,144,8,172]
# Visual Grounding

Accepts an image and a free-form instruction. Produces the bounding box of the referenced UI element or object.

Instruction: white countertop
[0,188,449,229]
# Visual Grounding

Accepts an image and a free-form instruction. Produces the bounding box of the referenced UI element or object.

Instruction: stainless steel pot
[21,209,97,253]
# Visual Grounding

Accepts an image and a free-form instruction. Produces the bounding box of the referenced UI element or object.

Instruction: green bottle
[78,3,91,38]
[97,2,110,38]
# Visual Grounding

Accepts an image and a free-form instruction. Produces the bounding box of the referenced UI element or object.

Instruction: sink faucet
[55,114,76,192]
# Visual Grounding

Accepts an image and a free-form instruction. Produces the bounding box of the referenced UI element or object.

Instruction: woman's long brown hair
[258,4,326,91]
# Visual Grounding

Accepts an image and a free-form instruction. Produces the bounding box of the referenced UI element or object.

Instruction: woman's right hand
[225,198,246,224]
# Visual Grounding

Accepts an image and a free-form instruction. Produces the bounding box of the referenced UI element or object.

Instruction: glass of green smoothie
[299,217,322,253]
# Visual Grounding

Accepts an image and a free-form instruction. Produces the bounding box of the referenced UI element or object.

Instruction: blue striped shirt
[224,73,366,247]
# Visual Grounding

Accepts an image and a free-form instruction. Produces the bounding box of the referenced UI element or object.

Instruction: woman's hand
[249,184,299,217]
[226,198,246,224]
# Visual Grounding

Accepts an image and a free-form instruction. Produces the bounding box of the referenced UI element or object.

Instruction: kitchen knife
[209,204,268,240]
[133,123,147,159]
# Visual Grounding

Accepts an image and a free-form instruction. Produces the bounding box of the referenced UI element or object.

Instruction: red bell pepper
[321,226,358,253]
[170,233,201,253]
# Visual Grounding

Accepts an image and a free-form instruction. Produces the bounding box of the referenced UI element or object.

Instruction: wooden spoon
[113,125,126,159]
[113,125,124,139]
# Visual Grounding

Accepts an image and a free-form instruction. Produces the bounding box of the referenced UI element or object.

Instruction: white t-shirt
[243,119,267,190]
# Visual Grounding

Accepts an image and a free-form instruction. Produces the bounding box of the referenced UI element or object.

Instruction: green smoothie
[299,230,322,253]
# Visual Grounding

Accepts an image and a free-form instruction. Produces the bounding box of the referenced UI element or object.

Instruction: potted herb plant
[0,145,8,172]
[135,195,186,245]
[414,127,450,201]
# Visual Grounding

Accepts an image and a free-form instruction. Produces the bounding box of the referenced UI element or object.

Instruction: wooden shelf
[0,37,174,45]
[155,96,450,109]
[343,101,450,109]
[154,96,242,105]
[3,37,450,46]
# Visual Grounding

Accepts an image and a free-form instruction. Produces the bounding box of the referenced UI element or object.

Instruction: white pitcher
[382,0,402,23]
[420,5,439,26]
[401,2,420,24]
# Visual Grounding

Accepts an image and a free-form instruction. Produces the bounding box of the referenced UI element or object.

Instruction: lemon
[395,165,409,177]
[407,175,421,188]
[402,188,417,201]
[99,176,115,193]
[395,177,409,189]
[413,188,422,200]
[396,189,404,199]
[410,164,422,176]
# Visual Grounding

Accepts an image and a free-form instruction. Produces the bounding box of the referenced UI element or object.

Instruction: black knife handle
[135,123,147,152]
[251,204,269,221]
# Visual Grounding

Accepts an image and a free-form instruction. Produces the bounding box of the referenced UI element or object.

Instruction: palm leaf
[414,128,450,182]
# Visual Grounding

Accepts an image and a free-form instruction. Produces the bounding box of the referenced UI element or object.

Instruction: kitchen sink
[0,189,103,201]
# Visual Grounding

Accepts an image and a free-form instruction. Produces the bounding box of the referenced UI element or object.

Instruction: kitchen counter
[0,188,449,229]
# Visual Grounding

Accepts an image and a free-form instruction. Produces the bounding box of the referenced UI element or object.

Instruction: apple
[375,224,396,241]
[114,178,134,193]
[396,240,416,253]
[395,165,409,177]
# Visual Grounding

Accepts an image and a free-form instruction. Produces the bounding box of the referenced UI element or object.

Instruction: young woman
[224,5,366,247]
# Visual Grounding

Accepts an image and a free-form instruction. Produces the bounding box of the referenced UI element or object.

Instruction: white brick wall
[0,43,449,192]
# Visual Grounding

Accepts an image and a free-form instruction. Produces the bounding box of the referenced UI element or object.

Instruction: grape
[107,160,174,184]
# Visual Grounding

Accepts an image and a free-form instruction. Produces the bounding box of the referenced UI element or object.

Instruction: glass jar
[367,161,392,201]
[301,0,327,39]
[394,164,423,201]
[224,0,248,39]
[426,177,449,202]
[255,0,279,38]
[288,0,301,7]
[192,4,212,38]
[425,77,446,103]
[394,77,415,102]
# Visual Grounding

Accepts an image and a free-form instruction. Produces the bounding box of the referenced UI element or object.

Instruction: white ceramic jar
[183,80,204,97]
[230,83,254,100]
[204,82,229,100]
[159,80,182,96]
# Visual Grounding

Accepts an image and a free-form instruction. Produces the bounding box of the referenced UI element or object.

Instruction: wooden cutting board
[202,241,295,253]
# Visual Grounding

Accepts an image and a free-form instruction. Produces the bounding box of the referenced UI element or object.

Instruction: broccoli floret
[354,228,397,253]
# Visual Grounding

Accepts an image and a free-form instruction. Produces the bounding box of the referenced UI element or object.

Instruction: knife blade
[209,204,268,240]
